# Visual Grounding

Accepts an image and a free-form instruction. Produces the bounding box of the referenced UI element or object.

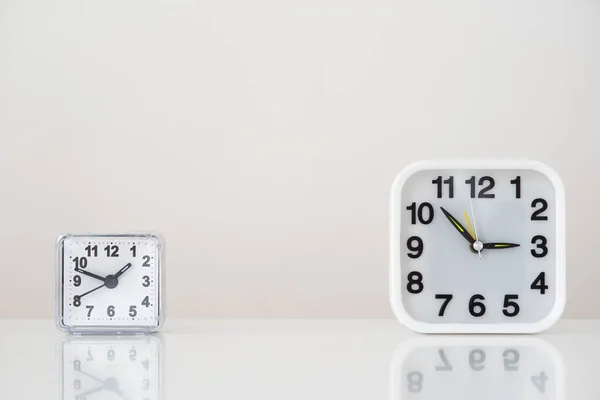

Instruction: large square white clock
[389,160,566,333]
[56,233,165,334]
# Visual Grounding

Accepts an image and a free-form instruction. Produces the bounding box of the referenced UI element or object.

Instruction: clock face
[390,161,565,333]
[391,337,564,400]
[57,234,163,333]
[61,336,161,400]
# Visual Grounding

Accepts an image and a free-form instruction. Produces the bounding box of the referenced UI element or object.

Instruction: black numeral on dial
[85,245,98,257]
[142,296,151,307]
[406,272,424,294]
[104,245,119,257]
[510,176,521,199]
[406,236,423,259]
[531,199,548,221]
[531,272,548,294]
[432,176,454,198]
[73,275,81,287]
[107,305,115,317]
[468,294,486,317]
[531,235,548,257]
[142,275,151,287]
[466,176,495,198]
[502,294,520,317]
[435,294,453,316]
[406,202,434,225]
[74,257,87,269]
[142,256,151,267]
[428,294,529,317]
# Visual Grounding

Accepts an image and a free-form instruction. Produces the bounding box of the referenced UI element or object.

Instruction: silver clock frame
[55,233,165,334]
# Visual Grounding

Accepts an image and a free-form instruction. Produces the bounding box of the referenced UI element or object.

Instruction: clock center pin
[104,275,119,289]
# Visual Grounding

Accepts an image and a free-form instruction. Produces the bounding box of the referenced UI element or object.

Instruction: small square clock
[56,233,165,334]
[389,160,566,334]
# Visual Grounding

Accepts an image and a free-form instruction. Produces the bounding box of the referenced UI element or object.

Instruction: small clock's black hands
[76,283,106,300]
[440,207,476,244]
[113,263,132,279]
[482,243,520,249]
[75,268,105,282]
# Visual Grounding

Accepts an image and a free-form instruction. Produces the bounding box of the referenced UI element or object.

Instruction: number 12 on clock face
[56,233,165,334]
[389,160,566,334]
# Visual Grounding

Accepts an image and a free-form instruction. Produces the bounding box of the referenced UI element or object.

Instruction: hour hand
[113,263,132,279]
[440,207,475,244]
[482,243,520,249]
[75,268,106,282]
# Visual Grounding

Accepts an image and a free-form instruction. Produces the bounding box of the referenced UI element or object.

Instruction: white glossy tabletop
[1,319,599,399]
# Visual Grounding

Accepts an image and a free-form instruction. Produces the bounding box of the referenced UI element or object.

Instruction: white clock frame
[389,160,566,334]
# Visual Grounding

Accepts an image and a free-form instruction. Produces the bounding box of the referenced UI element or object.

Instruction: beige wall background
[0,0,598,318]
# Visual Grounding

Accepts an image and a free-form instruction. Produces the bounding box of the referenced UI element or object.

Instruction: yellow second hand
[464,211,476,240]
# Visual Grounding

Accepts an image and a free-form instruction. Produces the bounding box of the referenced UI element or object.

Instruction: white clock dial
[391,337,564,400]
[61,336,161,400]
[57,234,164,333]
[390,161,565,333]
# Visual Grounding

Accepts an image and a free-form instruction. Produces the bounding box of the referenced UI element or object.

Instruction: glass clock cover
[389,160,566,334]
[56,233,165,334]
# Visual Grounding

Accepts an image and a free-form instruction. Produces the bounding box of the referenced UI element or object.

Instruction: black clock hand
[76,283,106,300]
[440,207,476,244]
[482,242,520,249]
[75,268,106,282]
[113,263,132,279]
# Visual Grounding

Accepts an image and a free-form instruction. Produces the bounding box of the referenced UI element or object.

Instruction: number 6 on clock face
[389,160,566,334]
[56,233,165,334]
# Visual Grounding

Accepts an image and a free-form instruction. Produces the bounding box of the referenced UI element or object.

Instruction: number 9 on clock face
[389,161,566,334]
[56,233,164,334]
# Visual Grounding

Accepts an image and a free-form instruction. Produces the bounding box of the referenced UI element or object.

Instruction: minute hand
[482,243,520,249]
[440,207,475,244]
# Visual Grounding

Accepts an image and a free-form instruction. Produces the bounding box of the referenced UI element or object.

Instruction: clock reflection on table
[60,335,162,400]
[391,336,564,400]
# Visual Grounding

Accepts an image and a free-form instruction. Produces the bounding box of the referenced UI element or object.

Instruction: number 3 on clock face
[389,160,566,334]
[56,233,165,334]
